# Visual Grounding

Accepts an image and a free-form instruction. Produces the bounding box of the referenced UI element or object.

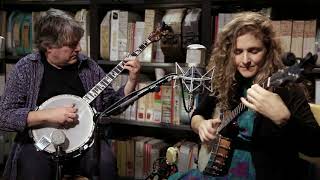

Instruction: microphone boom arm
[98,73,178,120]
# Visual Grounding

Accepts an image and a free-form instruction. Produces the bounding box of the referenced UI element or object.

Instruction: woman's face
[234,33,267,78]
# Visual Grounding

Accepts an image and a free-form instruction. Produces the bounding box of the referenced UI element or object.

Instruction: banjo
[31,22,170,158]
[198,53,316,176]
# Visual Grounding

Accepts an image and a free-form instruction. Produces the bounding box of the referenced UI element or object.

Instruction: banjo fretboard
[82,38,153,104]
[217,79,270,133]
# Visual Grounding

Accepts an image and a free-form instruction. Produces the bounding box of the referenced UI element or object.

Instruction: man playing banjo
[0,8,141,180]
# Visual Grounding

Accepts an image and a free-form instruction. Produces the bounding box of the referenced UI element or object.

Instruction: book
[134,137,153,179]
[6,11,18,54]
[100,11,112,60]
[272,20,281,41]
[133,21,145,52]
[291,21,304,58]
[21,13,32,54]
[12,12,24,56]
[76,9,90,57]
[126,139,135,177]
[142,9,163,62]
[31,11,41,52]
[280,20,292,53]
[0,11,7,37]
[120,11,141,60]
[161,84,172,124]
[144,139,163,176]
[302,20,316,57]
[110,10,120,61]
[315,79,320,104]
[137,82,148,121]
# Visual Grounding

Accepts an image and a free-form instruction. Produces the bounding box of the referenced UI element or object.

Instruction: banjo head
[198,143,212,172]
[31,94,95,154]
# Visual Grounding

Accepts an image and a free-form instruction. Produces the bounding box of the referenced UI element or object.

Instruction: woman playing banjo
[169,12,320,180]
[0,8,141,180]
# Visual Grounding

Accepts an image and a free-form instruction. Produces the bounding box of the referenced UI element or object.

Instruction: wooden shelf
[95,0,202,9]
[1,0,90,6]
[0,0,90,11]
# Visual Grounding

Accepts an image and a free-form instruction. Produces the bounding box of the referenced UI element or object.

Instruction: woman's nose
[242,52,251,65]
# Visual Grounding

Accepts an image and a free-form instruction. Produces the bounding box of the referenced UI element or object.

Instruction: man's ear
[46,46,53,53]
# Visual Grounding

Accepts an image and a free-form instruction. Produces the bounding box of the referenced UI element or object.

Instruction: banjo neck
[217,78,270,133]
[82,38,153,104]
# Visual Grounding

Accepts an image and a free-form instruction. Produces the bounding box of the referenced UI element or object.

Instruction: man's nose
[74,42,81,52]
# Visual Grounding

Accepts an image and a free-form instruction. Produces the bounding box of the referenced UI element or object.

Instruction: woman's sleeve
[286,87,320,156]
[191,92,217,120]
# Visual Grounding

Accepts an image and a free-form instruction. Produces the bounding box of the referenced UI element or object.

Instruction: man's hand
[123,57,141,95]
[27,104,78,127]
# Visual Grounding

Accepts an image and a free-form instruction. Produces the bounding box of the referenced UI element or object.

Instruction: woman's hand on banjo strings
[240,84,291,126]
[198,118,221,143]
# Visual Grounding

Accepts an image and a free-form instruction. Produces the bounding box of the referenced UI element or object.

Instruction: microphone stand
[53,145,64,180]
[92,73,177,180]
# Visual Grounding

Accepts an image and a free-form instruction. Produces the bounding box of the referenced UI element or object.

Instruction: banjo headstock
[148,21,171,42]
[268,52,317,88]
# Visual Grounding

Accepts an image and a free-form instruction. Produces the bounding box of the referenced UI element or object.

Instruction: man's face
[46,42,81,69]
[234,33,267,78]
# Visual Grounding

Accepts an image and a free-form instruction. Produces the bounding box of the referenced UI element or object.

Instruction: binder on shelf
[291,20,304,58]
[302,20,316,58]
[7,11,18,55]
[0,11,7,37]
[75,9,90,57]
[110,10,120,61]
[143,9,163,62]
[280,20,292,53]
[100,11,112,60]
[21,13,32,54]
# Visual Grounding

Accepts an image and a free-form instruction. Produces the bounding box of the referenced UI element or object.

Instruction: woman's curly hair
[207,12,284,110]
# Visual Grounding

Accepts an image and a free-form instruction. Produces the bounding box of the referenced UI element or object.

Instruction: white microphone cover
[51,130,66,146]
[186,44,206,67]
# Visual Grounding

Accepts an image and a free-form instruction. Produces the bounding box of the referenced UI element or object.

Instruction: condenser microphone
[176,44,213,93]
[175,44,214,112]
[51,130,66,147]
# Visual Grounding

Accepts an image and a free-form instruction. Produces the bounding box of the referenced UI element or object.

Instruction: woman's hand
[198,118,221,142]
[241,84,291,126]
